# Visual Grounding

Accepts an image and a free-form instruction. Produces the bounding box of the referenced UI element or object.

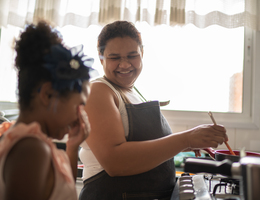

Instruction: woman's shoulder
[91,77,116,91]
[90,77,120,100]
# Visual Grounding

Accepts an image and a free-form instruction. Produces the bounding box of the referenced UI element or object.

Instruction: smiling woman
[78,20,228,200]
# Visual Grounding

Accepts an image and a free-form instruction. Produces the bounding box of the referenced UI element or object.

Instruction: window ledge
[161,110,260,130]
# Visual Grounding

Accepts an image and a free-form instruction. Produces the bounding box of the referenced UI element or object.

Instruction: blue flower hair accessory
[43,44,97,93]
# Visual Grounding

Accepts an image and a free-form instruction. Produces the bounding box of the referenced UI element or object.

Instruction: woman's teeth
[119,71,131,74]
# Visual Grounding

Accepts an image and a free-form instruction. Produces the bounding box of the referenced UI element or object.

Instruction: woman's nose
[119,58,131,68]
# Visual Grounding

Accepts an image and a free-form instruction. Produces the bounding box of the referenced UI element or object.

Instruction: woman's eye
[109,57,120,60]
[128,55,139,59]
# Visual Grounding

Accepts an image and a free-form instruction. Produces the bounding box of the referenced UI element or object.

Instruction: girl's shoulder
[0,122,52,163]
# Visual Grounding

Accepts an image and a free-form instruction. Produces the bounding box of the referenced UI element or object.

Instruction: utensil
[208,111,236,156]
[203,147,260,162]
[240,147,246,157]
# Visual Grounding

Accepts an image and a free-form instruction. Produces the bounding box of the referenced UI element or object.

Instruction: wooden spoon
[208,111,236,156]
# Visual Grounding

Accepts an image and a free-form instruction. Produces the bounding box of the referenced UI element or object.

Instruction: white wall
[168,124,260,153]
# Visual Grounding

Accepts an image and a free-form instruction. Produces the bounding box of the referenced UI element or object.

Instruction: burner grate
[178,173,241,200]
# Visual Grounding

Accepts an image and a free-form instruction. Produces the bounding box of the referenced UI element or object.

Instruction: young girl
[0,20,95,200]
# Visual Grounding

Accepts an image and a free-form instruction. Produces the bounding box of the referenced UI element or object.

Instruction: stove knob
[179,176,193,181]
[179,179,193,186]
[181,172,190,176]
[179,184,194,191]
[179,189,195,200]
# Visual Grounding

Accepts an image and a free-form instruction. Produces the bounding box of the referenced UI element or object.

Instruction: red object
[203,148,260,162]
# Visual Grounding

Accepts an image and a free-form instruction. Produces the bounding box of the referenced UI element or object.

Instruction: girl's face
[47,82,89,140]
[100,36,143,90]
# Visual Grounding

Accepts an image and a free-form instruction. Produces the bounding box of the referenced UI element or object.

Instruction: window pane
[134,22,244,113]
[0,22,245,114]
[0,25,21,103]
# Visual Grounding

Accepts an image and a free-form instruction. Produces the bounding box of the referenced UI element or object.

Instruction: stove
[177,156,260,200]
[177,172,241,200]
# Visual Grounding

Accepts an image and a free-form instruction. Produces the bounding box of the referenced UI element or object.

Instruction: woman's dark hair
[97,21,143,55]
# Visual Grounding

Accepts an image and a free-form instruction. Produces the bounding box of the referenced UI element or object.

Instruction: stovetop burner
[213,177,240,196]
[177,173,241,200]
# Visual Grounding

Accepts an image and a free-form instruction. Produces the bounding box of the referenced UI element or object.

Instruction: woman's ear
[38,82,54,106]
[99,53,104,65]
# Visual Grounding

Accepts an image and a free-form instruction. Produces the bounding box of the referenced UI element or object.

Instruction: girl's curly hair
[15,20,62,111]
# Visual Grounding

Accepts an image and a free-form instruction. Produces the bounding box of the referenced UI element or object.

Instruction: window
[134,22,244,113]
[58,21,245,112]
[0,3,259,130]
[56,22,256,130]
[0,25,22,106]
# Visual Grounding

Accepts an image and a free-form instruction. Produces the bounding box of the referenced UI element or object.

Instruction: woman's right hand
[186,124,227,149]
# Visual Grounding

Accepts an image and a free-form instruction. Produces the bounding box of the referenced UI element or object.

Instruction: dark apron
[79,101,176,200]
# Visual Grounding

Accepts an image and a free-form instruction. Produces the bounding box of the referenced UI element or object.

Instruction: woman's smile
[117,70,132,74]
[116,69,135,76]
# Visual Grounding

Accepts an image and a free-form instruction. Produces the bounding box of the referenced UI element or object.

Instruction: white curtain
[0,0,259,29]
[186,0,260,30]
[99,0,185,26]
[0,0,35,28]
[33,0,100,28]
[0,0,185,28]
[0,0,100,28]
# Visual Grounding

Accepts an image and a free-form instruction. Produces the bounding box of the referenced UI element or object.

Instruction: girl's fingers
[78,105,90,139]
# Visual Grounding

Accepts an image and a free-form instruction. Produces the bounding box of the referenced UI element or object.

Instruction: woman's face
[47,82,90,140]
[100,36,143,90]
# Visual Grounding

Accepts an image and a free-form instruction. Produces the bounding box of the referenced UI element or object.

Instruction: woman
[79,20,227,200]
[0,21,95,200]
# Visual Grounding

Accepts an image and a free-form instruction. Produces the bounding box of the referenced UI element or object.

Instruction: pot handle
[203,148,216,159]
[184,157,233,176]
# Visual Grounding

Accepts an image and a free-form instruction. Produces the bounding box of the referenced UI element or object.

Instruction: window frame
[161,27,260,130]
[0,27,259,129]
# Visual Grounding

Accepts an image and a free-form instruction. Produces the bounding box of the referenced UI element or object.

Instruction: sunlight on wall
[0,22,244,113]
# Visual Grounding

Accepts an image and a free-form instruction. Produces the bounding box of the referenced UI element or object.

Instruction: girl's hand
[67,105,90,148]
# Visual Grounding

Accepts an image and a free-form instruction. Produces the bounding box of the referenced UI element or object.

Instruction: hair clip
[43,44,97,93]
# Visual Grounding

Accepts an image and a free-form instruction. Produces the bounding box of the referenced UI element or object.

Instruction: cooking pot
[184,156,260,200]
[203,147,260,162]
